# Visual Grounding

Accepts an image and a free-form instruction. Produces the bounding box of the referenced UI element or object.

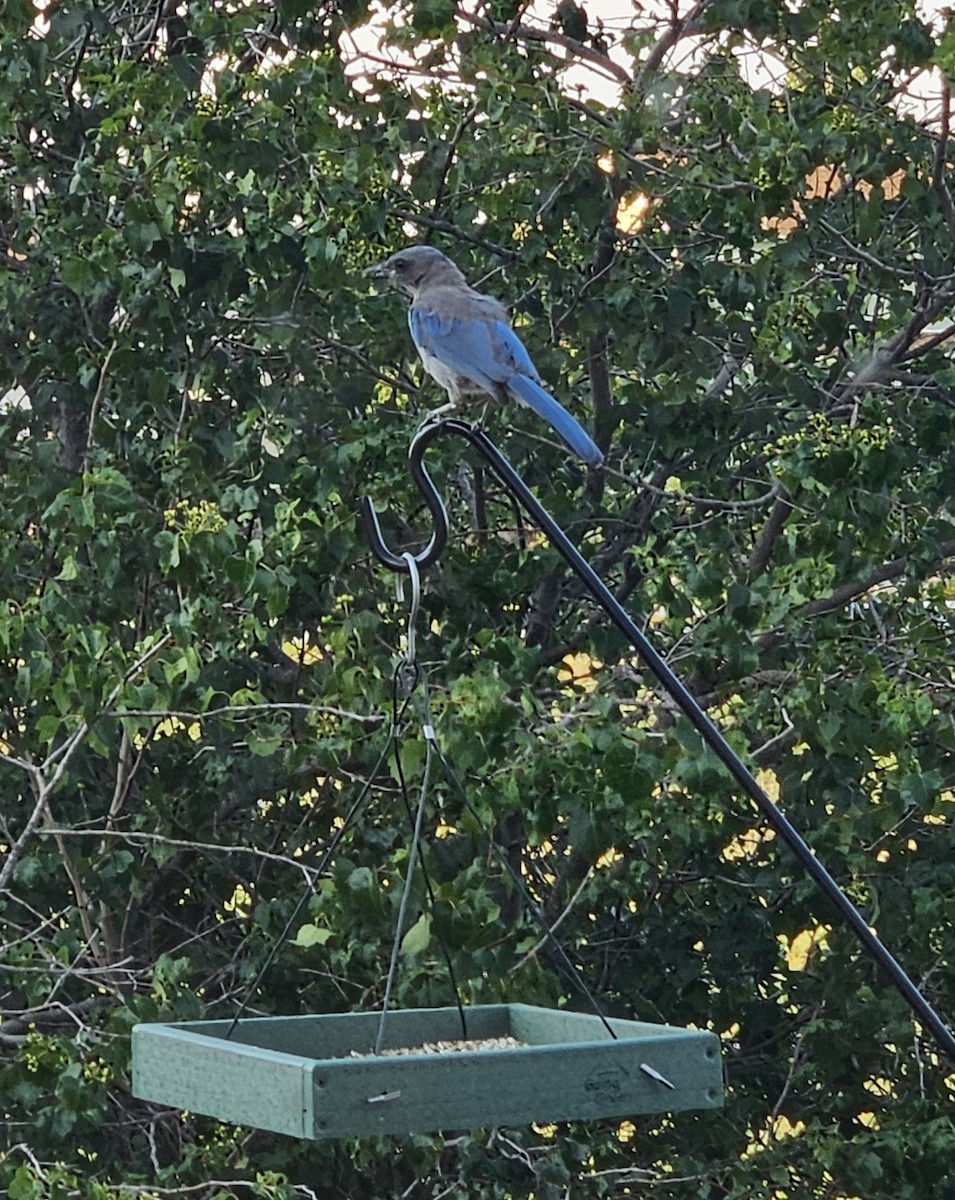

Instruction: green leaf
[8,1166,44,1200]
[247,733,283,757]
[148,368,169,406]
[56,555,79,581]
[59,256,95,295]
[399,912,431,956]
[291,923,332,948]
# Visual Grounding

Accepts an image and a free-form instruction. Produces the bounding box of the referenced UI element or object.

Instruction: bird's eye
[393,259,407,272]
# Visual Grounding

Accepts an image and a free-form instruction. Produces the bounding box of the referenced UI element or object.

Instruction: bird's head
[364,245,466,298]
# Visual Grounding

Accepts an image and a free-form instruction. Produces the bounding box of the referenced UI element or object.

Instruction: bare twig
[818,218,921,280]
[769,1020,812,1125]
[636,479,782,512]
[388,209,521,261]
[85,316,129,462]
[114,1183,321,1198]
[112,701,381,723]
[0,996,109,1039]
[42,827,327,876]
[751,714,799,767]
[509,866,595,972]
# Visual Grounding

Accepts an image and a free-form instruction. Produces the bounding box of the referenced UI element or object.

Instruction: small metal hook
[396,551,421,668]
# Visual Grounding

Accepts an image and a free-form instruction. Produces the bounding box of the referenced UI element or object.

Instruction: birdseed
[348,1035,525,1058]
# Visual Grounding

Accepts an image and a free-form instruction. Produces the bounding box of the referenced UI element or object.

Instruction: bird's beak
[363,258,392,281]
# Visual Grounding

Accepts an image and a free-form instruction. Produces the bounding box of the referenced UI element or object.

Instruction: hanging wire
[430,737,618,1041]
[388,667,468,1044]
[377,554,467,1049]
[377,662,617,1048]
[226,665,420,1040]
[375,716,433,1055]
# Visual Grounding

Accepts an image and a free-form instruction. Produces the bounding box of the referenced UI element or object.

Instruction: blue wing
[409,309,509,392]
[410,307,603,466]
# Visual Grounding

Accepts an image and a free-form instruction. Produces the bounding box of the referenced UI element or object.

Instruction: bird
[365,245,604,467]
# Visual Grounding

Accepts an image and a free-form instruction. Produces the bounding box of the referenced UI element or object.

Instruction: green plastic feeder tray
[132,1004,723,1138]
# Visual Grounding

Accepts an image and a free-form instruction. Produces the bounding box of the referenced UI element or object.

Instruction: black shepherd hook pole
[359,418,955,1065]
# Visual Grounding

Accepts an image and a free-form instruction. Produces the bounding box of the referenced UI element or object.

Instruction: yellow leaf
[782,924,830,971]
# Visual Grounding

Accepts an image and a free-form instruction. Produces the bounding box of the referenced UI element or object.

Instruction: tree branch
[639,0,712,83]
[430,101,480,224]
[454,8,633,86]
[795,540,955,621]
[932,81,955,244]
[587,329,613,486]
[84,320,127,466]
[747,487,793,579]
[900,320,955,362]
[836,277,955,400]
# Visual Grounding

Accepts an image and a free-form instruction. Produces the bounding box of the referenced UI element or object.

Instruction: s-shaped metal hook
[357,422,459,572]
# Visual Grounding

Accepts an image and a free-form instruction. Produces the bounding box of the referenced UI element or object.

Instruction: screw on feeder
[640,1063,676,1090]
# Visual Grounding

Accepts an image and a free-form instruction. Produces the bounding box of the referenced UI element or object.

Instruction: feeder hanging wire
[379,549,617,1046]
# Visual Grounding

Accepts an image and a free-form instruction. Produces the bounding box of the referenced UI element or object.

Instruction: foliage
[2,0,955,1196]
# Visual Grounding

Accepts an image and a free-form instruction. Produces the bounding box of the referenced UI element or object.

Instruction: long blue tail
[508,374,604,466]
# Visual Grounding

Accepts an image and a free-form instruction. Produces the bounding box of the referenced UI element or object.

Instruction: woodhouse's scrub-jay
[366,246,604,466]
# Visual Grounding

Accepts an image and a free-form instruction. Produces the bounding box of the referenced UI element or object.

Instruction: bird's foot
[415,403,489,438]
[416,402,460,434]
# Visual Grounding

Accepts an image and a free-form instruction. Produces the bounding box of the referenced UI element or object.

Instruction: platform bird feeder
[132,1003,723,1139]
